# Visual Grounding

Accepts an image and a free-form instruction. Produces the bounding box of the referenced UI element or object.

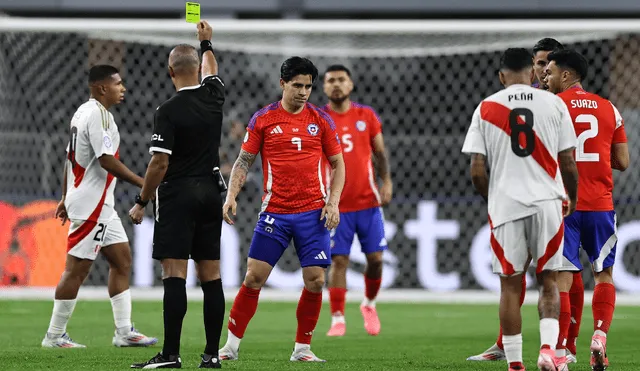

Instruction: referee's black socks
[202,278,225,357]
[162,277,187,357]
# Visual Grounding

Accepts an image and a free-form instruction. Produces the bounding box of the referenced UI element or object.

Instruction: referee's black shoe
[199,354,221,368]
[131,352,182,369]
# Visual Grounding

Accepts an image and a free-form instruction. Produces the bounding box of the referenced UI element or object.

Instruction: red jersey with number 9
[322,102,383,213]
[242,101,342,214]
[558,87,628,211]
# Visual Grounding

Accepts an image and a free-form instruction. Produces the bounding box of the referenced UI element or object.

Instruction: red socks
[497,274,527,350]
[227,284,261,338]
[296,288,323,344]
[592,282,616,334]
[557,292,571,351]
[365,276,382,301]
[328,287,346,315]
[567,272,584,354]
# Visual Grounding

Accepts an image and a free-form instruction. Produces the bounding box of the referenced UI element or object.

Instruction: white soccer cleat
[566,349,577,364]
[41,333,86,348]
[537,348,558,371]
[466,343,506,361]
[112,326,158,347]
[218,344,239,361]
[290,346,326,362]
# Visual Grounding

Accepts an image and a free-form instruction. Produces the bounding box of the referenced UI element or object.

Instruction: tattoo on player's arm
[228,150,257,198]
[470,153,489,202]
[373,150,391,182]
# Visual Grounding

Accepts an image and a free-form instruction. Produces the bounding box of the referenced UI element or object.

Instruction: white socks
[225,330,241,351]
[47,299,77,336]
[110,289,133,334]
[331,314,345,326]
[540,318,559,349]
[294,342,310,352]
[503,334,523,365]
[362,298,376,308]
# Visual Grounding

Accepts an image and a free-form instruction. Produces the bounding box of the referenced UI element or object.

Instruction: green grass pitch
[1,300,638,370]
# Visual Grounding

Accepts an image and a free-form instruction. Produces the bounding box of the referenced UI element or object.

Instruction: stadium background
[1,1,640,293]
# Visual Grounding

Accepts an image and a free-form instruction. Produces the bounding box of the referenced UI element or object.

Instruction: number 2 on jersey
[509,108,535,157]
[575,114,599,162]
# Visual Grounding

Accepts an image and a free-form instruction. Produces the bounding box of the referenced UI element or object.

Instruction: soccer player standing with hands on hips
[130,20,226,369]
[544,49,629,371]
[42,65,157,349]
[461,48,578,371]
[321,65,393,337]
[218,56,346,363]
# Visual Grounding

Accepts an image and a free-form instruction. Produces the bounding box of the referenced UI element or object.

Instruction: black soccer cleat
[199,354,222,368]
[131,352,182,369]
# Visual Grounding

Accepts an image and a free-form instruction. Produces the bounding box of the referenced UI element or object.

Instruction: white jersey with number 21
[65,98,120,223]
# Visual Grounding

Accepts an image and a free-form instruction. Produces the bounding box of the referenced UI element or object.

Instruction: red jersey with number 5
[322,102,383,213]
[558,87,627,211]
[242,101,342,214]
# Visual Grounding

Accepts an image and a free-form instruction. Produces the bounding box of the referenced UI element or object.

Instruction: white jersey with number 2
[65,98,120,223]
[461,84,577,228]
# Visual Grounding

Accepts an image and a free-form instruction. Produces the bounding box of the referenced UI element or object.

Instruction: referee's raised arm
[198,21,218,77]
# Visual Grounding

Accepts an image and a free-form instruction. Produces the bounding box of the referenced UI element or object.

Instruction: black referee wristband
[200,40,213,56]
[135,194,149,207]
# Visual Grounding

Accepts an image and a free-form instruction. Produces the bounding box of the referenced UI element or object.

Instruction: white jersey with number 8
[461,84,577,228]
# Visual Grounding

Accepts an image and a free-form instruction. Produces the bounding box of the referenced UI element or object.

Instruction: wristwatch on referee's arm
[135,194,149,208]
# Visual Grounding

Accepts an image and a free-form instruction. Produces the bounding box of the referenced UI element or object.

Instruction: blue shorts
[563,210,617,272]
[248,209,331,268]
[330,207,387,256]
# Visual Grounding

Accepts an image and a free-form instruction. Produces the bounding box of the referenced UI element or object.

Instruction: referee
[130,20,225,369]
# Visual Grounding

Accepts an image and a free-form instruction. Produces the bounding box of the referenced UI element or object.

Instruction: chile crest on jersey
[307,123,319,136]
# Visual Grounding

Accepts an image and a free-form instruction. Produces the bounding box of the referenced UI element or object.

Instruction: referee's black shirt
[149,75,225,181]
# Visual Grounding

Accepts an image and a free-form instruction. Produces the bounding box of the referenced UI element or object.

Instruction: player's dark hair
[533,38,564,54]
[88,65,119,84]
[547,49,589,81]
[324,64,352,78]
[500,48,533,72]
[280,56,319,83]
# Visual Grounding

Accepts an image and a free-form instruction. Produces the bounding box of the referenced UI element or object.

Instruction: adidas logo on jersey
[270,126,283,134]
[314,251,328,260]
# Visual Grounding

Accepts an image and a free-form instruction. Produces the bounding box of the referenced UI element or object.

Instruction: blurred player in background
[42,65,156,348]
[532,38,564,89]
[467,37,572,363]
[321,65,393,337]
[545,49,629,371]
[218,57,346,362]
[462,48,578,371]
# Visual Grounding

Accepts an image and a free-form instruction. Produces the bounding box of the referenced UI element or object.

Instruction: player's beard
[329,94,348,105]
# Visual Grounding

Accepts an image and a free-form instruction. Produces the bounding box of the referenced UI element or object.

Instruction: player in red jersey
[320,65,393,337]
[218,57,346,363]
[532,38,565,90]
[545,49,629,371]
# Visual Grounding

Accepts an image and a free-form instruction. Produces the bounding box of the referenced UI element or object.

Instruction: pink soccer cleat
[326,322,346,337]
[590,334,609,371]
[537,348,558,371]
[360,305,381,336]
[555,355,569,371]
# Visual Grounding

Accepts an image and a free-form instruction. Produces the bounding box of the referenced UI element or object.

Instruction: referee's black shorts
[152,176,222,261]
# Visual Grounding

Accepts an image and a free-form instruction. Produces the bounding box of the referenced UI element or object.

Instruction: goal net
[1,18,639,291]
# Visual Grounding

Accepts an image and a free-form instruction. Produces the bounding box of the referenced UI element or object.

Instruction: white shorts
[490,200,565,276]
[67,216,128,260]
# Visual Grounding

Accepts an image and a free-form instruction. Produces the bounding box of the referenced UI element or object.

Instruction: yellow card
[186,2,200,24]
